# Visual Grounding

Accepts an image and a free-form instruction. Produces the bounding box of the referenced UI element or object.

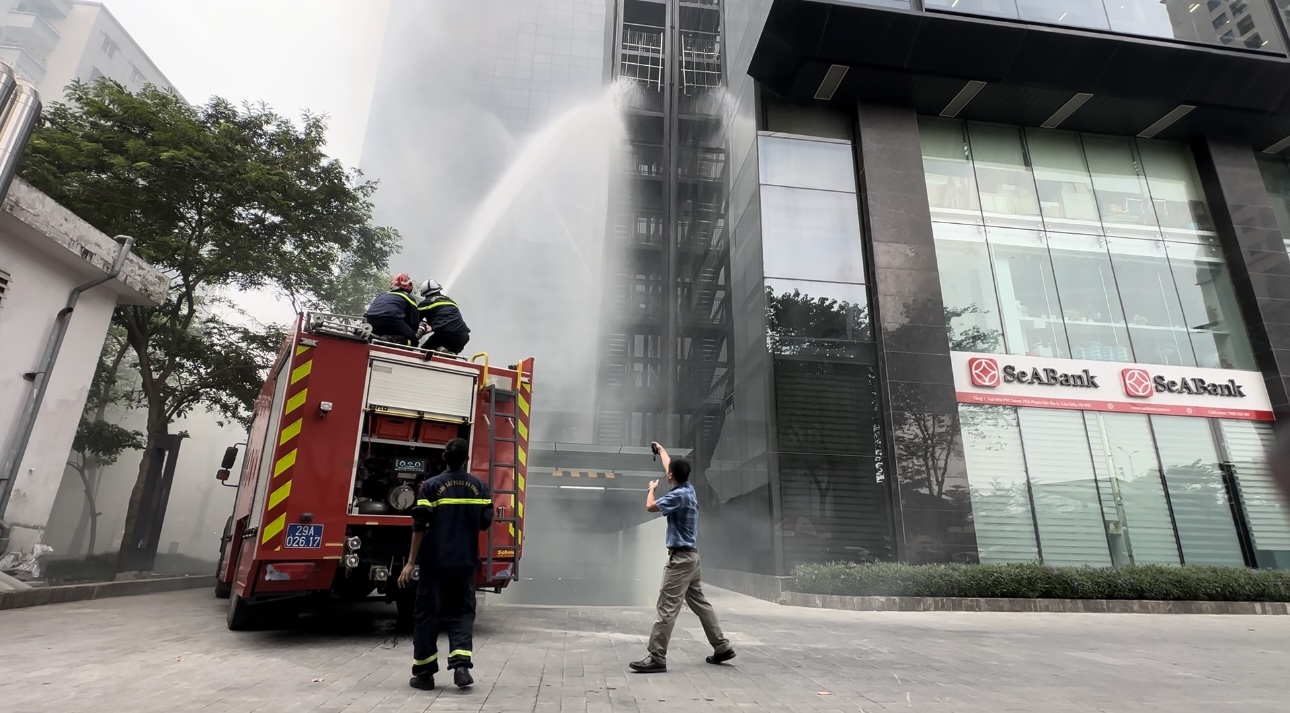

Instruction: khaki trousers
[647,549,731,664]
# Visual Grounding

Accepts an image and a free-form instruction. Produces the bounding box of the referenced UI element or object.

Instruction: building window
[963,404,1272,567]
[101,33,118,59]
[0,269,9,309]
[920,120,1255,370]
[89,67,104,83]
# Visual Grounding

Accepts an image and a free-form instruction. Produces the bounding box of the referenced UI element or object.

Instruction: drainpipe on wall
[0,236,136,546]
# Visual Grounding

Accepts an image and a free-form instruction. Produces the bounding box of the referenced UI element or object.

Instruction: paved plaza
[1,586,1286,712]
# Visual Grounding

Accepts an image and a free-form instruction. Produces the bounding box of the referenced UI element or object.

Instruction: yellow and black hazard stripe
[513,366,532,547]
[551,470,617,479]
[261,341,313,550]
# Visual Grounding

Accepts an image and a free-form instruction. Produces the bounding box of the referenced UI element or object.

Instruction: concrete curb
[779,591,1290,615]
[0,575,215,611]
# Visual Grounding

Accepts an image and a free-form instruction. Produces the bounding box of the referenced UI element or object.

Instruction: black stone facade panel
[856,102,978,563]
[1196,140,1290,419]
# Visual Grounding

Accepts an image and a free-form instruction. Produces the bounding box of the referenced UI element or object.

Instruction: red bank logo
[968,357,1001,388]
[1121,368,1153,398]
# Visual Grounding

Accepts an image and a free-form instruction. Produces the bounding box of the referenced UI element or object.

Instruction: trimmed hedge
[791,562,1290,602]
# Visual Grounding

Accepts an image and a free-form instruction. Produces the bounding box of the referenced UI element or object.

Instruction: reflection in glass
[1017,408,1112,566]
[760,185,865,283]
[919,117,982,224]
[1106,237,1197,366]
[1219,420,1290,568]
[1138,140,1216,240]
[933,224,1006,354]
[1106,0,1283,52]
[988,229,1070,358]
[1084,135,1159,238]
[1047,233,1133,362]
[960,405,1039,564]
[765,279,871,359]
[1164,242,1256,369]
[1256,155,1290,249]
[758,135,857,193]
[776,452,891,568]
[1016,0,1109,30]
[1084,412,1180,566]
[1027,129,1103,234]
[968,123,1042,227]
[1151,416,1245,566]
[924,0,1019,19]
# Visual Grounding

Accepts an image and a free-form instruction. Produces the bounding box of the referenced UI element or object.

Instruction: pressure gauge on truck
[388,484,417,511]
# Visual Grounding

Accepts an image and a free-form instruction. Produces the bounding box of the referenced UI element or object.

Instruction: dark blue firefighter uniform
[410,468,492,676]
[417,294,471,354]
[365,290,421,344]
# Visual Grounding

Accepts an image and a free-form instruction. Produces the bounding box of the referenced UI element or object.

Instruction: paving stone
[1,586,1288,711]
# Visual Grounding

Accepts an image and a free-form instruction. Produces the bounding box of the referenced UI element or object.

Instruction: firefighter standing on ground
[416,279,471,354]
[364,273,421,345]
[630,442,736,674]
[399,437,492,691]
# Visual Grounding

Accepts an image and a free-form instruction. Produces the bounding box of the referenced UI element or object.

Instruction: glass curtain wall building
[683,0,1290,579]
[361,0,1290,579]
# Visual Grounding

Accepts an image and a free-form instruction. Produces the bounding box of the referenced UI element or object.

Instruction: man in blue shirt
[630,442,735,674]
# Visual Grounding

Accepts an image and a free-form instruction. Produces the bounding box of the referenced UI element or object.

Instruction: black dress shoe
[706,649,736,665]
[408,675,435,690]
[454,667,474,689]
[629,657,666,673]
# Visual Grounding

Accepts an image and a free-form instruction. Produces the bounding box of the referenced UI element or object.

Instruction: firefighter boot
[453,667,474,689]
[408,675,434,691]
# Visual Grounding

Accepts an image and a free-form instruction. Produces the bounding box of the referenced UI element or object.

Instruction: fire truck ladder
[484,381,521,589]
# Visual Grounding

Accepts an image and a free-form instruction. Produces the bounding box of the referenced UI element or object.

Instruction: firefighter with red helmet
[399,437,493,691]
[364,273,421,345]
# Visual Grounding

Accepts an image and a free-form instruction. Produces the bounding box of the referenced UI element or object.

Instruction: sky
[99,0,392,325]
[102,0,390,169]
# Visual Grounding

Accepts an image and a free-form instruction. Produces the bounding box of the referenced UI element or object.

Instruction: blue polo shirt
[654,481,699,549]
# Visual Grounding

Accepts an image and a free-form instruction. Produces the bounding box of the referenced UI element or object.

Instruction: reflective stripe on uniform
[419,300,456,311]
[390,290,419,307]
[413,653,438,665]
[415,499,432,507]
[430,498,491,507]
[449,649,472,658]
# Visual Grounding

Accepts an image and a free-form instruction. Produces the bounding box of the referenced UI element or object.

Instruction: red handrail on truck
[213,313,533,631]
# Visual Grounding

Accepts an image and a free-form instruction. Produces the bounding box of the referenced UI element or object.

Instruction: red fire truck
[213,312,533,631]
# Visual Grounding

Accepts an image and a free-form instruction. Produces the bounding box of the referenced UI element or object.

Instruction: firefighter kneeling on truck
[364,273,421,345]
[416,279,471,355]
[399,437,492,691]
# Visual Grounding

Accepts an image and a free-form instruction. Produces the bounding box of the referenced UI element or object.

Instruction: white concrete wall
[0,226,116,552]
[0,178,166,554]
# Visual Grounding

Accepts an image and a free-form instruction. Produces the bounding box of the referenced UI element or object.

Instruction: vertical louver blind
[1017,408,1112,566]
[1083,412,1180,566]
[1220,420,1290,557]
[961,405,1039,563]
[1151,416,1245,566]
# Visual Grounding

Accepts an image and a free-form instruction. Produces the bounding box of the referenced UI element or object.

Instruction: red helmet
[390,273,415,292]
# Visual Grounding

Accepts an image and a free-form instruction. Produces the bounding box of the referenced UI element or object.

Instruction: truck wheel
[214,517,233,599]
[227,592,258,631]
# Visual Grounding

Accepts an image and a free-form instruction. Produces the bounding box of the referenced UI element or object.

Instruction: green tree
[21,79,399,572]
[66,328,143,556]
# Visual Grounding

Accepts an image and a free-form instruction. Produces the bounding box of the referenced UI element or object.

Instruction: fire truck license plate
[284,524,323,549]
